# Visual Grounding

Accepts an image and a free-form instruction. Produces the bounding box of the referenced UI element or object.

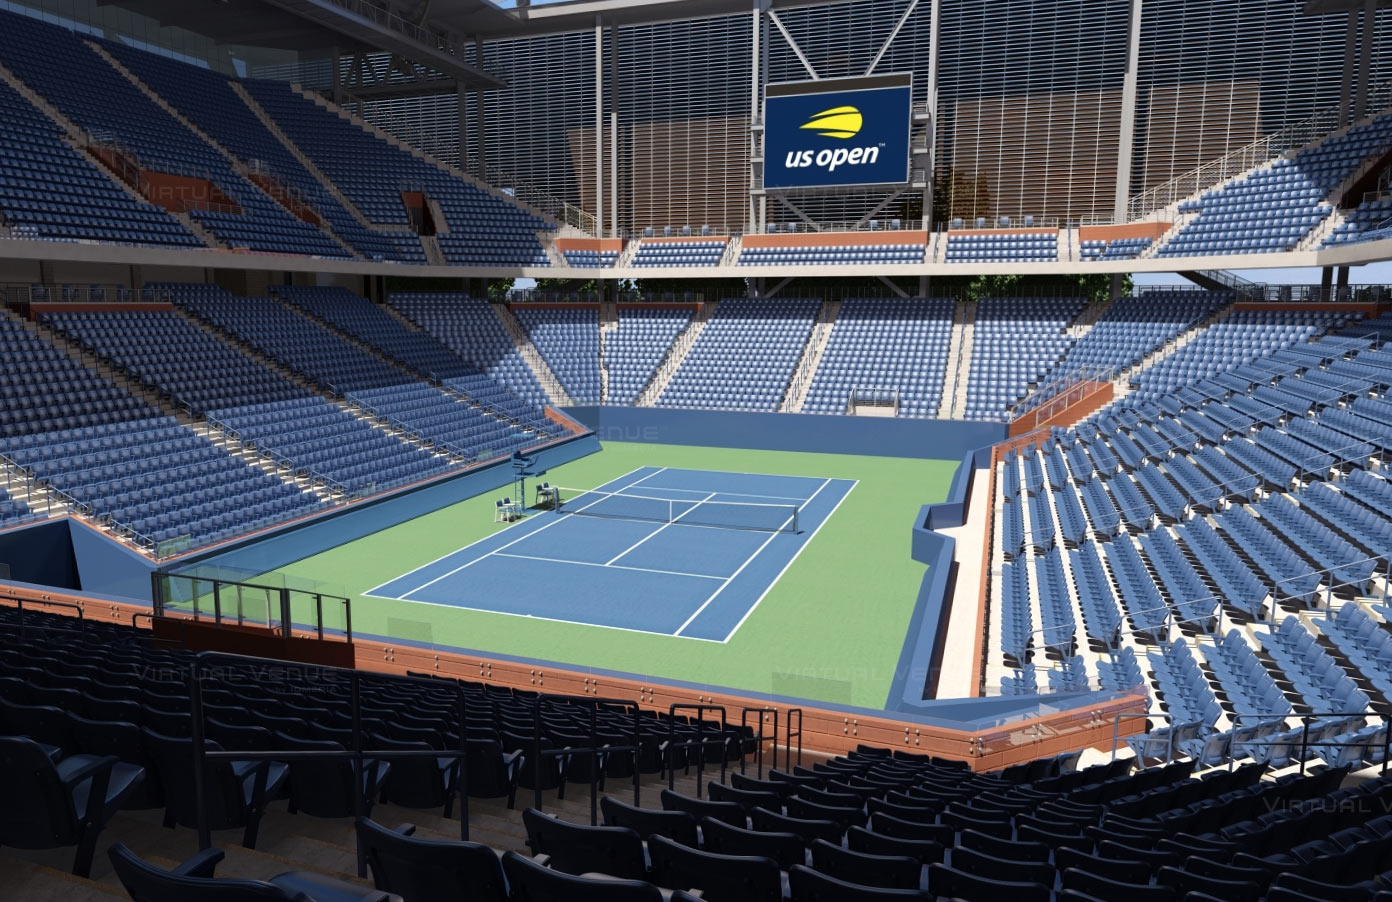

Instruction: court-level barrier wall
[0,580,1145,769]
[0,433,600,602]
[563,407,1006,460]
[170,434,600,584]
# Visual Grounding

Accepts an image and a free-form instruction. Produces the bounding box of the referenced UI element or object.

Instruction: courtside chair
[0,735,144,877]
[355,818,509,902]
[108,842,401,902]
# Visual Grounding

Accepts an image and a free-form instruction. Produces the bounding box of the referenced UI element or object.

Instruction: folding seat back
[0,736,140,877]
[142,728,283,849]
[699,816,804,869]
[356,817,507,902]
[108,843,301,902]
[522,807,647,881]
[600,795,698,847]
[808,838,921,889]
[751,805,842,845]
[791,864,933,901]
[659,788,745,826]
[501,850,662,902]
[647,835,782,902]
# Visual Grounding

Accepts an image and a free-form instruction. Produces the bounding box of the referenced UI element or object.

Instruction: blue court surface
[365,466,856,642]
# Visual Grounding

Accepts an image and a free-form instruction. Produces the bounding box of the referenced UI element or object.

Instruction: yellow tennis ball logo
[800,106,863,139]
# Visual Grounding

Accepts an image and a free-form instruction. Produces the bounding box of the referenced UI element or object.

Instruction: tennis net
[554,486,799,534]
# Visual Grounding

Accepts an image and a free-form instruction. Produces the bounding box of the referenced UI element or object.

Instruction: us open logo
[784,105,883,174]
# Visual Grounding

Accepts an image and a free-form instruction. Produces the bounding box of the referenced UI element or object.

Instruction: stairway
[719,236,741,267]
[1068,296,1113,338]
[24,313,189,426]
[1110,303,1237,403]
[230,82,388,235]
[599,301,617,403]
[780,300,840,413]
[171,302,458,469]
[292,86,560,229]
[492,303,574,406]
[637,302,717,407]
[87,42,359,260]
[614,239,641,268]
[939,300,976,419]
[0,456,69,519]
[541,233,568,267]
[420,234,446,265]
[0,60,222,250]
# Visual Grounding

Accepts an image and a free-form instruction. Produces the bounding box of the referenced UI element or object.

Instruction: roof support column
[923,0,939,230]
[1355,0,1377,120]
[749,0,764,234]
[474,37,487,181]
[594,15,605,238]
[1112,0,1143,223]
[609,22,619,239]
[330,46,342,104]
[1339,10,1359,128]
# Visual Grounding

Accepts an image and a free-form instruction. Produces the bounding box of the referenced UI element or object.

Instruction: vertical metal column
[1113,0,1144,223]
[474,37,487,181]
[1339,10,1359,128]
[923,0,940,231]
[595,16,605,238]
[748,0,763,234]
[1355,0,1377,120]
[457,85,470,177]
[609,23,619,239]
[330,47,342,104]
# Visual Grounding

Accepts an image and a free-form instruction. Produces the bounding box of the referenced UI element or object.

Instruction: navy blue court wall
[564,407,1005,459]
[0,520,80,591]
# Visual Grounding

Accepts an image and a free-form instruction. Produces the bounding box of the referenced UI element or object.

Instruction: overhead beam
[259,0,505,89]
[343,78,460,100]
[768,11,817,80]
[865,0,918,76]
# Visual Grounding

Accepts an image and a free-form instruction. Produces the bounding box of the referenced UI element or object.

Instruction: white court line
[672,478,836,638]
[493,551,725,581]
[363,465,653,596]
[718,479,858,643]
[397,467,669,599]
[603,491,717,566]
[371,593,725,643]
[633,483,810,504]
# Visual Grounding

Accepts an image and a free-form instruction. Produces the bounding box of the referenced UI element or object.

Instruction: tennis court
[364,466,856,642]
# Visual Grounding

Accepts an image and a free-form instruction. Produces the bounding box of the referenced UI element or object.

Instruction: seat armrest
[393,823,417,837]
[172,847,227,878]
[58,754,117,788]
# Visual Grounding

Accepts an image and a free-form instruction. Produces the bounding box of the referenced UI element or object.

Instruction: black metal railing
[185,651,472,875]
[527,693,643,825]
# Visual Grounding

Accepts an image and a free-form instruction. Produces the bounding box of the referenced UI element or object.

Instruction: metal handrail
[527,693,643,824]
[186,651,473,859]
[1224,711,1390,776]
[0,594,85,638]
[1110,711,1181,762]
[666,704,733,799]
